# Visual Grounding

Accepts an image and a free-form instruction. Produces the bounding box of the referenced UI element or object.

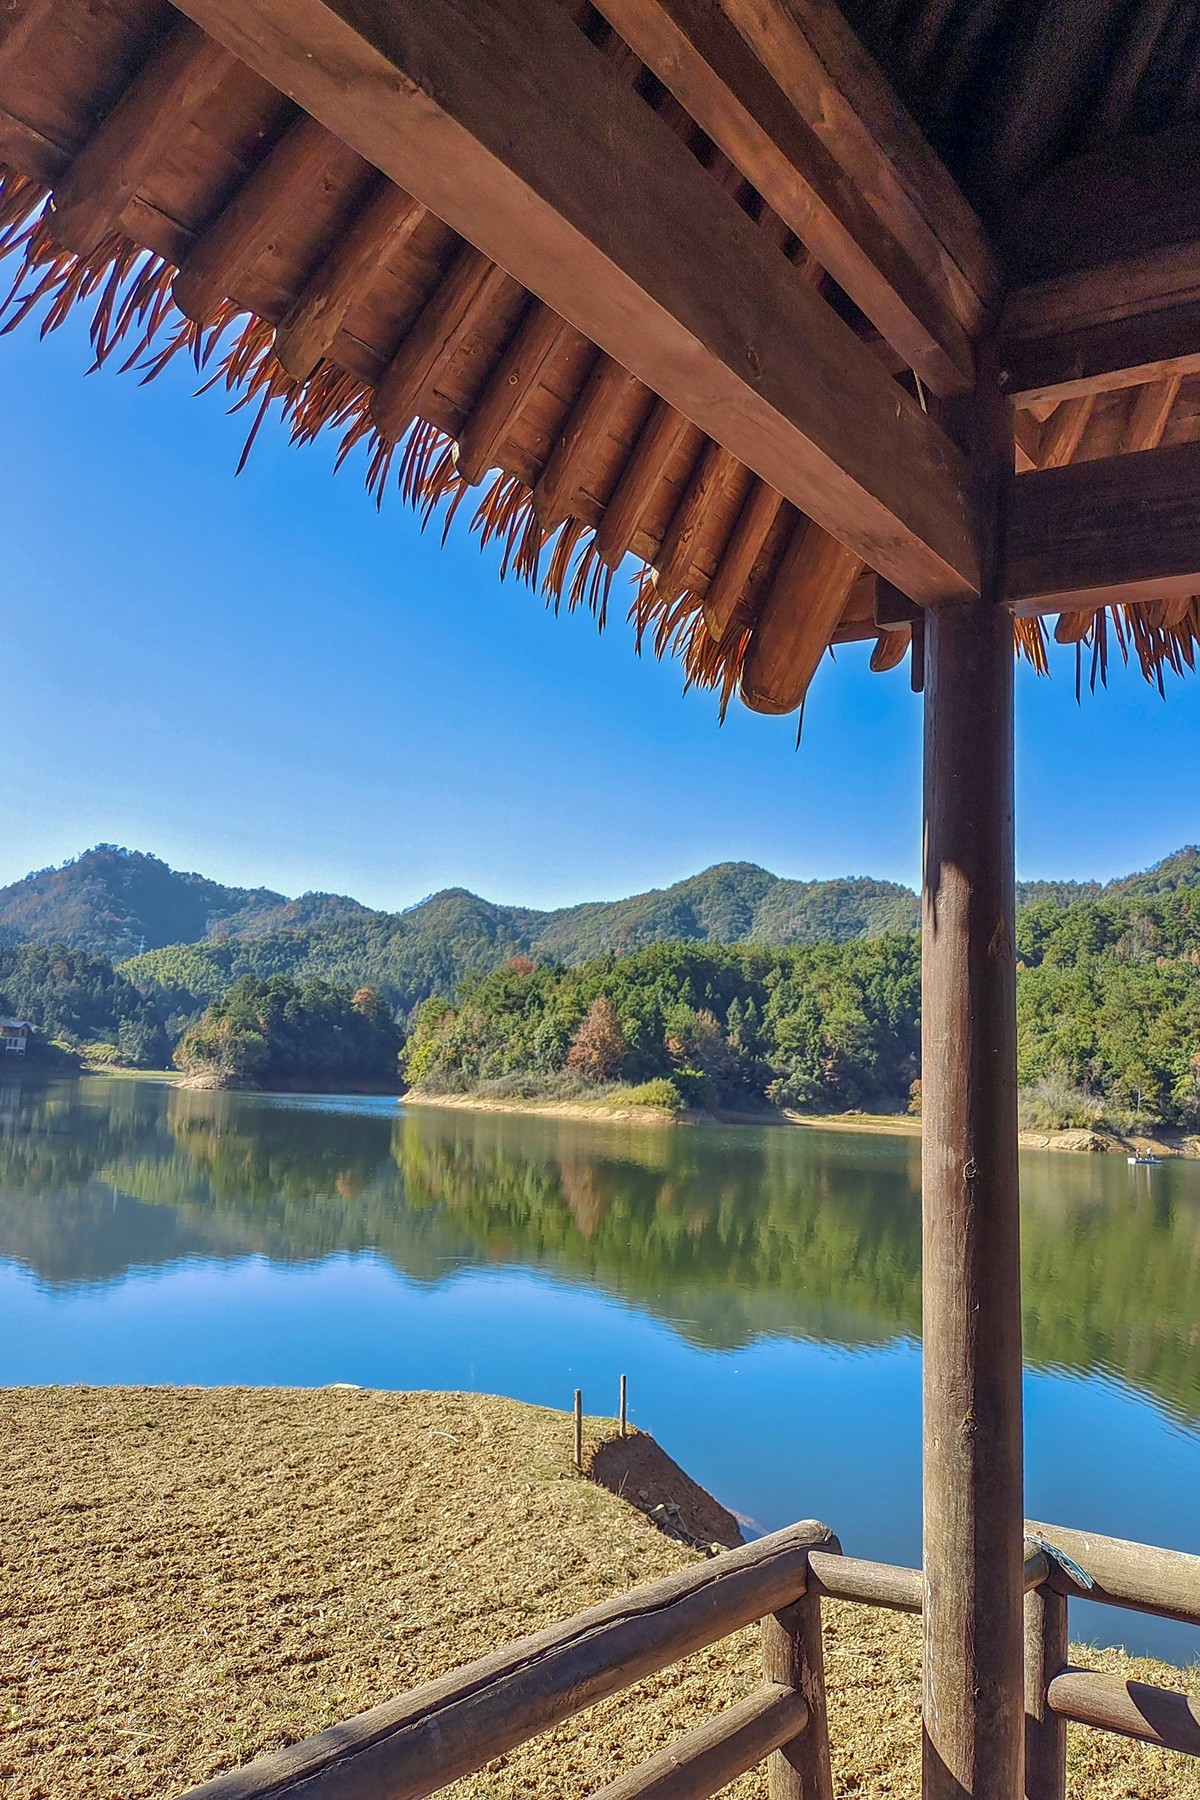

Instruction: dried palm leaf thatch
[0,161,1194,709]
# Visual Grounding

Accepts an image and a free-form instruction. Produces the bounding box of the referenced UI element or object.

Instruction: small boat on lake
[1128,1152,1164,1166]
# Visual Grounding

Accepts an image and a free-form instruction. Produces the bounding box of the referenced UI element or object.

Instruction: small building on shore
[0,1019,30,1058]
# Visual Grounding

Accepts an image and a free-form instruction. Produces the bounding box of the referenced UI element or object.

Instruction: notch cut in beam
[590,0,988,394]
[169,0,980,604]
[1006,438,1200,616]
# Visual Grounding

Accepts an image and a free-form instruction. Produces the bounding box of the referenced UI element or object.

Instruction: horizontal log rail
[590,1684,809,1800]
[1027,1520,1200,1626]
[1047,1668,1200,1756]
[176,1518,1200,1800]
[180,1519,836,1800]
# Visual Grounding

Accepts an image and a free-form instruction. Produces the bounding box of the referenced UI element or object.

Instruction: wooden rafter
[168,0,981,603]
[591,0,991,394]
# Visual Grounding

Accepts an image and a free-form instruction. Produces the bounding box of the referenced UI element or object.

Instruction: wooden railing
[178,1518,1200,1800]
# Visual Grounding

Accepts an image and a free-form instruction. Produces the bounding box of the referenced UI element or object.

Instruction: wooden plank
[173,113,343,325]
[1007,440,1200,616]
[47,19,235,258]
[590,1685,809,1800]
[740,517,862,711]
[1047,1671,1200,1757]
[179,1518,836,1800]
[275,180,426,380]
[455,301,577,486]
[372,245,520,441]
[168,0,981,602]
[1024,1521,1200,1627]
[595,394,695,567]
[761,1591,833,1800]
[921,381,1023,1800]
[807,1551,922,1613]
[717,0,998,321]
[1002,243,1200,406]
[0,0,57,79]
[534,354,647,530]
[1119,374,1181,454]
[1024,1581,1067,1800]
[1035,396,1094,470]
[591,0,979,392]
[702,476,784,638]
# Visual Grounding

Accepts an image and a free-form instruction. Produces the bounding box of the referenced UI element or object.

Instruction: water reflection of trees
[1,1080,1198,1426]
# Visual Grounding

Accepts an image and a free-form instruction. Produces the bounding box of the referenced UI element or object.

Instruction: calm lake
[3,1074,1199,1663]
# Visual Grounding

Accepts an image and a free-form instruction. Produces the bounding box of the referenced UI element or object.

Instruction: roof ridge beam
[168,0,980,604]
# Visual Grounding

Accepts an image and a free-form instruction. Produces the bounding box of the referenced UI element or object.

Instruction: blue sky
[2,309,1197,910]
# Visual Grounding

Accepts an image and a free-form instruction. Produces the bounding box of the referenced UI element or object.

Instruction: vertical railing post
[761,1589,834,1800]
[921,372,1024,1800]
[1024,1579,1068,1800]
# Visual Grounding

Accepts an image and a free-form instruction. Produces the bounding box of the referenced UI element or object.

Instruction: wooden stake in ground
[574,1389,583,1471]
[921,384,1024,1799]
[620,1374,628,1438]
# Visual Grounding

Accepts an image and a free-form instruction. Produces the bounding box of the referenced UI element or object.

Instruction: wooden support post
[761,1592,833,1800]
[921,380,1023,1800]
[574,1389,583,1470]
[620,1373,628,1438]
[1024,1580,1067,1800]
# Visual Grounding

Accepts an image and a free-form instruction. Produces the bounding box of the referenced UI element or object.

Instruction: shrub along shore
[1,1387,1196,1800]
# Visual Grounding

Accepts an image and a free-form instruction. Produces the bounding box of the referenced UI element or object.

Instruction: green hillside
[0,846,369,963]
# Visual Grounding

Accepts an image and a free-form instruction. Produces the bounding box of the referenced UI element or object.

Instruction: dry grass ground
[0,1387,1195,1800]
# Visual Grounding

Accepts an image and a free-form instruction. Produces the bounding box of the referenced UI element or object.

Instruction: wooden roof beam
[591,0,995,395]
[1006,439,1200,617]
[1001,124,1200,406]
[169,0,981,604]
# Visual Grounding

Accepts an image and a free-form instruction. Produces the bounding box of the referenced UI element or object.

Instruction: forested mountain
[1,847,916,973]
[7,843,1200,1129]
[0,847,369,963]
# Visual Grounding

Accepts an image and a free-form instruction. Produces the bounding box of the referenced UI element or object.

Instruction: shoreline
[401,1088,1199,1155]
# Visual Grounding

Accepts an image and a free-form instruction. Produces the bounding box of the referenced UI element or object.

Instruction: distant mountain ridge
[0,846,372,963]
[0,846,919,969]
[2,843,1198,1025]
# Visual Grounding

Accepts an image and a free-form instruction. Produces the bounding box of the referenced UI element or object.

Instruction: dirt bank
[1,1387,1196,1799]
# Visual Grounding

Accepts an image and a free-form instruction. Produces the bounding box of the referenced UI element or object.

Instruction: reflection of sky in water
[2,1077,1199,1663]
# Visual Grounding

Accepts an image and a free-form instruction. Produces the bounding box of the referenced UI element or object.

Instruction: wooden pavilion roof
[3,0,1200,713]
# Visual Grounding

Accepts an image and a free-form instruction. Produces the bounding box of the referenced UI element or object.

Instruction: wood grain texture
[740,518,862,711]
[592,0,979,392]
[168,0,981,602]
[702,477,785,639]
[173,112,344,325]
[1002,241,1200,405]
[178,1518,836,1800]
[1047,1670,1200,1756]
[921,377,1023,1800]
[275,179,426,380]
[371,245,519,442]
[590,1685,810,1800]
[1024,1521,1200,1626]
[1023,1583,1067,1800]
[1007,439,1200,614]
[717,0,998,316]
[761,1592,834,1800]
[48,18,235,257]
[595,395,695,567]
[454,301,577,486]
